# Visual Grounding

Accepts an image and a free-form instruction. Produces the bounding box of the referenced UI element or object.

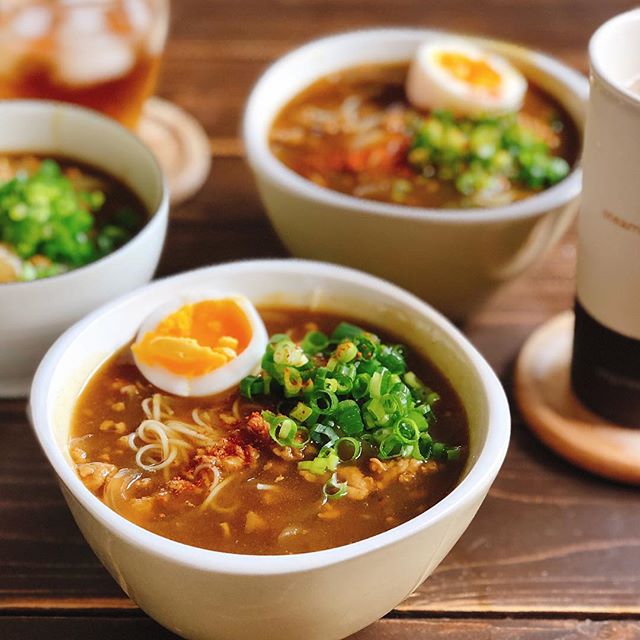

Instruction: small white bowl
[30,259,510,640]
[0,101,169,397]
[244,29,588,320]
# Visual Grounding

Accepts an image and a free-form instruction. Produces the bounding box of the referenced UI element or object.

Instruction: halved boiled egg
[131,294,268,397]
[406,40,527,117]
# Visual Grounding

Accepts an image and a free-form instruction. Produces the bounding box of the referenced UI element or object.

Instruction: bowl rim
[30,258,510,576]
[0,99,169,291]
[589,8,640,108]
[243,27,587,225]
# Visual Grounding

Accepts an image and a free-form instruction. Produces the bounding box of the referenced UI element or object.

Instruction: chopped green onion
[273,340,309,367]
[364,397,389,426]
[334,399,364,435]
[240,320,461,499]
[418,433,433,460]
[239,375,262,400]
[355,335,378,360]
[408,110,571,198]
[283,367,304,397]
[0,159,143,278]
[322,377,339,393]
[381,393,400,416]
[394,417,420,443]
[432,442,447,460]
[378,345,407,374]
[309,389,338,415]
[264,412,308,449]
[404,371,440,405]
[335,437,362,461]
[310,423,340,446]
[333,373,353,394]
[352,373,371,399]
[379,435,404,459]
[331,322,365,341]
[301,330,329,355]
[290,401,313,422]
[335,340,358,363]
[445,445,462,461]
[323,473,348,500]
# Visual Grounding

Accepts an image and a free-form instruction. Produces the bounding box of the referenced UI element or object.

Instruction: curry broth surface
[269,63,580,209]
[70,309,468,555]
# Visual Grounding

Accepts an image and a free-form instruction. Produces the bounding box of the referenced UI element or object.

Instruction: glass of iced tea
[0,0,169,129]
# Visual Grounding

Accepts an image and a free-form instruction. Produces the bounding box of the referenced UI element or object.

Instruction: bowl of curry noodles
[30,259,510,640]
[244,29,587,319]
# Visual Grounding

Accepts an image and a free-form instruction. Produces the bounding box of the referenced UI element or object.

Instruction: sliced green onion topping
[309,389,339,415]
[301,330,329,355]
[323,473,348,500]
[290,401,313,422]
[241,323,461,494]
[335,437,362,461]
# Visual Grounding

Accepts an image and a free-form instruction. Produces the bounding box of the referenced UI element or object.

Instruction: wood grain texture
[2,0,640,636]
[2,616,640,640]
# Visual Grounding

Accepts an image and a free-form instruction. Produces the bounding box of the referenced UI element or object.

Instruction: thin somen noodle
[199,474,238,513]
[128,393,222,478]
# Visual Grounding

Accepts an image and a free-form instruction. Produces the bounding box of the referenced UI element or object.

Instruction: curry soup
[269,63,580,209]
[70,309,468,555]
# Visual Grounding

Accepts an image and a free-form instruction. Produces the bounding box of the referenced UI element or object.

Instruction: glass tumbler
[0,0,170,129]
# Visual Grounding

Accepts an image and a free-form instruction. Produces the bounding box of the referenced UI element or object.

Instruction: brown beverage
[0,0,169,129]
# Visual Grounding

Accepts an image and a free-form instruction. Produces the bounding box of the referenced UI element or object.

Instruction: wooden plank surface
[2,0,640,637]
[2,616,640,640]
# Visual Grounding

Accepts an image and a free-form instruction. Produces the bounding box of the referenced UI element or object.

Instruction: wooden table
[3,1,640,637]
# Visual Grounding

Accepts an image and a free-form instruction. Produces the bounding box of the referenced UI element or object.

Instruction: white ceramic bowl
[0,101,168,397]
[244,29,588,320]
[30,259,510,640]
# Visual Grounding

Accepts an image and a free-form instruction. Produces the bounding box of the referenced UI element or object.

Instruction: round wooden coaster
[515,311,640,485]
[137,97,211,205]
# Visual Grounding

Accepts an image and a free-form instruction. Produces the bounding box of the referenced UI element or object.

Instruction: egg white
[132,292,268,397]
[406,40,528,117]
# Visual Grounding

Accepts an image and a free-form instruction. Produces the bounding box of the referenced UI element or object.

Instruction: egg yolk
[437,52,501,92]
[132,299,253,378]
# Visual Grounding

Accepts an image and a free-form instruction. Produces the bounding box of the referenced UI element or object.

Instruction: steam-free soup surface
[70,309,468,555]
[270,63,580,209]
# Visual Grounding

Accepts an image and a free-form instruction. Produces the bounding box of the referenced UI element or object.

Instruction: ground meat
[317,502,342,520]
[70,447,87,464]
[166,478,202,496]
[194,433,261,475]
[299,469,326,483]
[246,411,270,441]
[273,445,304,461]
[369,457,386,474]
[245,510,267,533]
[99,420,127,434]
[370,457,440,488]
[76,462,117,493]
[262,459,288,476]
[337,466,376,501]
